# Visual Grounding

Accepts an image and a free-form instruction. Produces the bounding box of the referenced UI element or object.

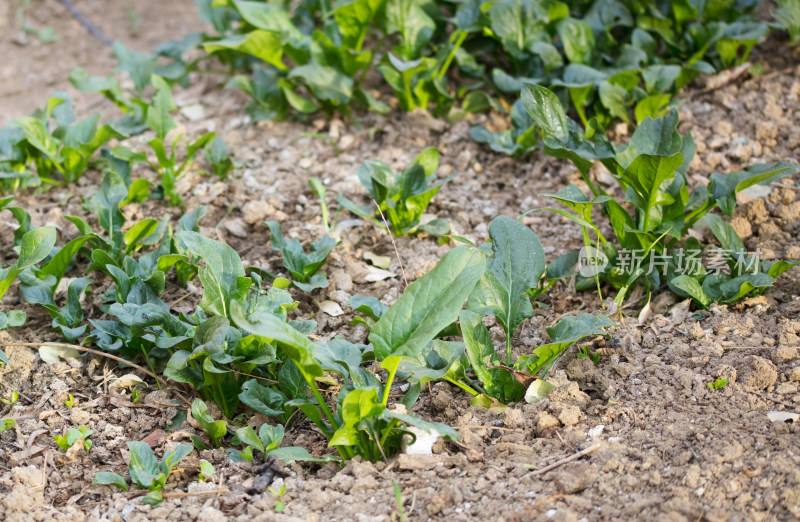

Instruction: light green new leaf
[191,399,228,447]
[329,387,383,446]
[13,117,60,160]
[160,444,192,474]
[0,418,17,433]
[235,426,266,454]
[204,31,286,71]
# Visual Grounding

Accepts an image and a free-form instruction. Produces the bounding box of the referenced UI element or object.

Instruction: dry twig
[0,342,166,388]
[528,443,601,477]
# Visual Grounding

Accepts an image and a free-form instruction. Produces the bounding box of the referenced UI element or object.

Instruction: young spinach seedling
[338,148,454,236]
[53,426,93,453]
[266,221,337,292]
[707,378,729,391]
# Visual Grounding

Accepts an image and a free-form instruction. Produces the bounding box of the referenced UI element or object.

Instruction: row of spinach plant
[194,0,791,156]
[1,160,615,470]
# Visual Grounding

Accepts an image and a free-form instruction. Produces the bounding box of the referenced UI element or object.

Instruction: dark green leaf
[370,246,486,360]
[467,216,545,343]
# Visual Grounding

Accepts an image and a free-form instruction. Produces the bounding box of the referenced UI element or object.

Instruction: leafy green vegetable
[774,0,800,42]
[126,441,192,504]
[179,231,250,319]
[339,148,454,236]
[467,216,545,364]
[518,314,617,377]
[231,245,477,463]
[266,221,337,291]
[0,418,17,433]
[191,399,228,448]
[524,83,800,308]
[0,92,123,185]
[0,226,57,301]
[460,310,525,403]
[53,426,93,453]
[370,246,486,361]
[230,422,334,463]
[92,472,129,492]
[348,295,388,327]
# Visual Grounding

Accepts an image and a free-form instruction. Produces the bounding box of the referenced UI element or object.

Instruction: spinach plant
[524,83,800,309]
[162,232,312,420]
[459,310,616,404]
[232,246,484,462]
[0,419,16,434]
[0,199,57,356]
[195,0,773,158]
[775,0,800,42]
[204,137,235,180]
[466,216,546,364]
[338,148,454,236]
[111,75,215,207]
[230,422,335,463]
[191,398,228,448]
[19,171,200,346]
[204,0,390,119]
[53,426,93,453]
[0,92,123,187]
[408,216,618,404]
[266,221,337,291]
[93,442,193,505]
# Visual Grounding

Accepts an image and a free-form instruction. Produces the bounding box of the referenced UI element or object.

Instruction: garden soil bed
[1,1,800,521]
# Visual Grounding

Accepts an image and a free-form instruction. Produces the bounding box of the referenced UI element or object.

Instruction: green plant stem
[354,34,387,92]
[319,0,329,21]
[581,170,600,198]
[682,201,715,235]
[402,71,414,111]
[140,346,161,390]
[437,30,466,81]
[505,333,513,366]
[381,366,398,407]
[581,226,604,308]
[444,377,478,396]
[307,385,352,461]
[462,373,487,396]
[641,209,650,236]
[379,418,399,448]
[310,384,338,430]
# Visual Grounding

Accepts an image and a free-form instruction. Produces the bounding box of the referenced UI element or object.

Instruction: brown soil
[1,3,800,522]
